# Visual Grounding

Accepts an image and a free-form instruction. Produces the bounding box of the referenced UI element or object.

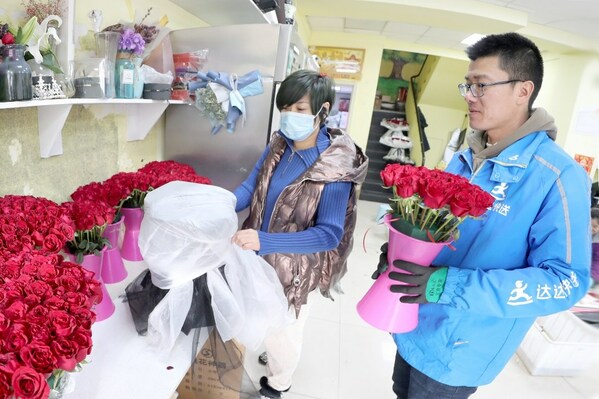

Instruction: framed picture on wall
[308,46,365,80]
[574,153,596,176]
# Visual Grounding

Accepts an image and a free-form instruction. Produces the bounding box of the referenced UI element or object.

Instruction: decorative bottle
[115,51,134,99]
[0,44,33,102]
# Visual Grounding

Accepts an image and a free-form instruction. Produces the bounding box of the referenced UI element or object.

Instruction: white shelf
[0,99,186,158]
[169,0,269,25]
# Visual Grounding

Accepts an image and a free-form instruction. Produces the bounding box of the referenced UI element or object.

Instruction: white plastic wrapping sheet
[138,181,291,357]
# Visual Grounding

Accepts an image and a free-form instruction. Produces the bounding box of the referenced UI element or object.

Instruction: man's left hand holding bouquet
[373,242,449,304]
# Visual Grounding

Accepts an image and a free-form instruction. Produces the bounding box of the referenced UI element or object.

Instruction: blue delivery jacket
[393,130,591,386]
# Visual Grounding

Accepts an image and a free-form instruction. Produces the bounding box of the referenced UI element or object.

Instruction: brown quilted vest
[242,128,368,316]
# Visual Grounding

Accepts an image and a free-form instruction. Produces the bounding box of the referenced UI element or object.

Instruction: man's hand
[388,260,448,304]
[371,243,389,279]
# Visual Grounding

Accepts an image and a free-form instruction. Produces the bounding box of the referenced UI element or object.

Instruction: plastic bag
[138,181,290,356]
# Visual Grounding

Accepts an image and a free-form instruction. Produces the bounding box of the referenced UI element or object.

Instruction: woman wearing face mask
[231,69,368,398]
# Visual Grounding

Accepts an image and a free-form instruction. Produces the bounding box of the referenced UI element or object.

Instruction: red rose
[0,352,19,373]
[20,263,38,275]
[58,262,84,279]
[72,308,96,330]
[30,231,44,247]
[24,294,42,307]
[24,281,52,300]
[11,366,49,399]
[449,190,475,218]
[470,187,495,217]
[48,310,76,337]
[0,369,11,399]
[5,300,28,321]
[0,313,10,334]
[50,338,78,371]
[63,292,88,310]
[71,328,93,361]
[4,327,29,352]
[25,305,49,324]
[28,323,51,344]
[19,343,57,374]
[1,223,16,235]
[394,175,419,198]
[13,219,29,237]
[56,223,75,241]
[40,264,59,282]
[42,233,64,253]
[43,296,66,311]
[56,276,81,293]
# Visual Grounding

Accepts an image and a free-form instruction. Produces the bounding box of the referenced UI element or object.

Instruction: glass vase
[133,57,144,99]
[95,31,120,98]
[115,51,135,99]
[0,44,33,102]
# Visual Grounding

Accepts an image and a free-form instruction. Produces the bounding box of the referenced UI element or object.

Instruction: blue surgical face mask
[279,105,324,142]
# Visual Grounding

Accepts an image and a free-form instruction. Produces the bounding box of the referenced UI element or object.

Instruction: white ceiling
[302,0,599,56]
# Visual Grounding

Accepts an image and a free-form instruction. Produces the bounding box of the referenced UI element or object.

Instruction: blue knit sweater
[234,127,351,255]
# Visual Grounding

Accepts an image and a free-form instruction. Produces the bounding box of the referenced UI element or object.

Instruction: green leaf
[41,51,64,74]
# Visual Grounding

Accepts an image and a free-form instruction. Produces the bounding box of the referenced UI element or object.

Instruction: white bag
[139,181,291,356]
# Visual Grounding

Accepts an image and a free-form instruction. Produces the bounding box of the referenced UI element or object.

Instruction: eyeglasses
[458,79,524,97]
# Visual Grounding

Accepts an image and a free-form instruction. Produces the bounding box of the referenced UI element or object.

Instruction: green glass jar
[115,51,134,99]
[0,44,33,101]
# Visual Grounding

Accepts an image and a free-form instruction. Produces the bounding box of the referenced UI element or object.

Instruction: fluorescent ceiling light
[461,33,485,45]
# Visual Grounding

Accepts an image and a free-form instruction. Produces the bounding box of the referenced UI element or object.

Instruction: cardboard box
[177,331,246,399]
[517,311,599,376]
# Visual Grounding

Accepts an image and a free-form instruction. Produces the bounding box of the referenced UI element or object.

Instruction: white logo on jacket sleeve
[507,280,533,306]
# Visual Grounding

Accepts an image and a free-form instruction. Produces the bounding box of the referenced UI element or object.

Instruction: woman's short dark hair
[591,207,599,220]
[466,32,543,109]
[276,70,335,124]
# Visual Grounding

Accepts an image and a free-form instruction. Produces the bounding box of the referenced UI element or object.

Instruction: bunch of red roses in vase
[60,200,115,264]
[380,163,495,242]
[70,161,212,262]
[356,164,495,333]
[0,195,102,399]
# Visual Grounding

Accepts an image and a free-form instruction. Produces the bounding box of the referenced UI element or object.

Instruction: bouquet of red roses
[97,161,212,211]
[60,200,116,263]
[0,251,101,399]
[380,163,494,242]
[0,195,102,399]
[356,164,495,334]
[0,195,74,255]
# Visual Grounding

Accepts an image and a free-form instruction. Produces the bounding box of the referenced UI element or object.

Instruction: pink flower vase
[120,207,144,261]
[67,249,115,322]
[356,213,451,333]
[101,217,128,283]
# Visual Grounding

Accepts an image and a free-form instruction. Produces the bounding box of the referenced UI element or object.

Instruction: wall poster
[574,153,596,176]
[308,46,365,80]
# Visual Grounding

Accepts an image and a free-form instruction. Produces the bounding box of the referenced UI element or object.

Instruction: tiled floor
[243,199,599,399]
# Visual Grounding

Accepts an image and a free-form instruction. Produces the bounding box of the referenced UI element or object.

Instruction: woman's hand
[232,229,261,251]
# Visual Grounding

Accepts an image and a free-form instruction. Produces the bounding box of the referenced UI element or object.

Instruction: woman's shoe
[259,376,290,398]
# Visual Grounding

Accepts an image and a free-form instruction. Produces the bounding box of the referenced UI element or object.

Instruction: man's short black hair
[466,32,543,109]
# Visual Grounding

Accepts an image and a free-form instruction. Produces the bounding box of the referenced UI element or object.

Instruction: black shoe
[259,376,290,398]
[258,352,268,366]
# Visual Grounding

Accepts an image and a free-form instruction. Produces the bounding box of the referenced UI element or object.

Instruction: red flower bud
[2,32,15,45]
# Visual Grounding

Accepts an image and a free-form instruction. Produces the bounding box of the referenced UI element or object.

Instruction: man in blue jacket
[379,32,591,398]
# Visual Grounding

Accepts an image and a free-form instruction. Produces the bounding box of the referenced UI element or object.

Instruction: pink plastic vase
[101,217,128,283]
[356,214,450,333]
[120,207,144,261]
[67,249,115,322]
